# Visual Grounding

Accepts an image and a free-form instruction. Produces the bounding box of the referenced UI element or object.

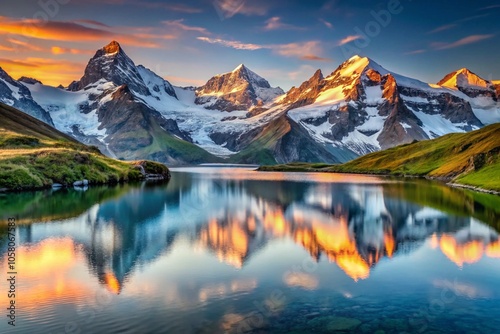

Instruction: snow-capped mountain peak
[5,43,499,167]
[195,64,284,111]
[438,68,492,90]
[68,41,150,95]
[232,63,246,72]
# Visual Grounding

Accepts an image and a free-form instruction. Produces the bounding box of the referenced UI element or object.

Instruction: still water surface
[1,167,500,333]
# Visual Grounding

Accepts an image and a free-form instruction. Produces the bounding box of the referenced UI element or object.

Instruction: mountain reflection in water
[1,168,499,333]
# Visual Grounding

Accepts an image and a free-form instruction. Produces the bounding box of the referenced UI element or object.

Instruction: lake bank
[258,163,500,196]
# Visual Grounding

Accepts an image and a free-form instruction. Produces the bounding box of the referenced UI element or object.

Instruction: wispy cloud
[478,4,500,10]
[319,19,333,29]
[158,3,203,13]
[427,24,458,34]
[405,49,426,55]
[301,55,330,61]
[163,19,210,35]
[197,37,328,61]
[427,13,490,35]
[263,17,304,31]
[338,35,362,46]
[196,37,264,50]
[92,0,203,13]
[431,34,495,50]
[456,13,490,23]
[0,44,14,52]
[75,19,110,28]
[274,41,328,61]
[213,0,268,18]
[6,38,43,51]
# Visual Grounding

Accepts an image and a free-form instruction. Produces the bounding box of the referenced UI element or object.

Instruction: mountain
[438,68,500,124]
[6,41,499,165]
[195,64,284,112]
[438,68,496,98]
[281,55,484,155]
[0,102,169,191]
[261,124,500,192]
[23,41,219,165]
[0,67,53,125]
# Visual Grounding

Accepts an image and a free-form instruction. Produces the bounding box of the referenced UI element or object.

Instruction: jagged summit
[195,64,284,111]
[103,40,121,54]
[232,64,246,72]
[438,68,491,89]
[68,40,149,94]
[18,76,42,85]
[438,68,497,100]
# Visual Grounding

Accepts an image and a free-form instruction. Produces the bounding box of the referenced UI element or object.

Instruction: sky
[0,0,499,89]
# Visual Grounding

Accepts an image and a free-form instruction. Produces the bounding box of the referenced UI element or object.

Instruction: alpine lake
[1,167,500,334]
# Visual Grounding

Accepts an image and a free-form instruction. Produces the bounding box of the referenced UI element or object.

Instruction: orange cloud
[6,38,43,51]
[0,17,171,48]
[51,46,93,55]
[0,57,85,86]
[0,44,14,51]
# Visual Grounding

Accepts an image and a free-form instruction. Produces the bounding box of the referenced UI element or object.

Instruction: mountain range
[1,41,499,165]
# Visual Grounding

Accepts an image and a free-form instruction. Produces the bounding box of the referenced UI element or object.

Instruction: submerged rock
[73,179,89,187]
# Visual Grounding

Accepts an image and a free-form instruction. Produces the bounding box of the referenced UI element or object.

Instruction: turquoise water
[1,167,499,333]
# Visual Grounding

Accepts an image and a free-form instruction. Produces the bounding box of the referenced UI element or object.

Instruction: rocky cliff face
[195,64,284,112]
[18,77,42,85]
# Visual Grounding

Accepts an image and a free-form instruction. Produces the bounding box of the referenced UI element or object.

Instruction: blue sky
[1,0,499,88]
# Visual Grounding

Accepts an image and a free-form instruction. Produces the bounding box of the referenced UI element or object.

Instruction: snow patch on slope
[25,82,107,139]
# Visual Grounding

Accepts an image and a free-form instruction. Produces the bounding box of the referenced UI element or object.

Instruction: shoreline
[257,166,500,196]
[0,175,170,194]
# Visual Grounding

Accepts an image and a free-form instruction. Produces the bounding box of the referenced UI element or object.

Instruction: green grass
[126,121,221,164]
[259,124,500,192]
[0,102,169,191]
[228,115,290,165]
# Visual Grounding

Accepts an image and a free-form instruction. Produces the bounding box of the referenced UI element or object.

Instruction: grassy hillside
[259,124,500,192]
[0,103,169,191]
